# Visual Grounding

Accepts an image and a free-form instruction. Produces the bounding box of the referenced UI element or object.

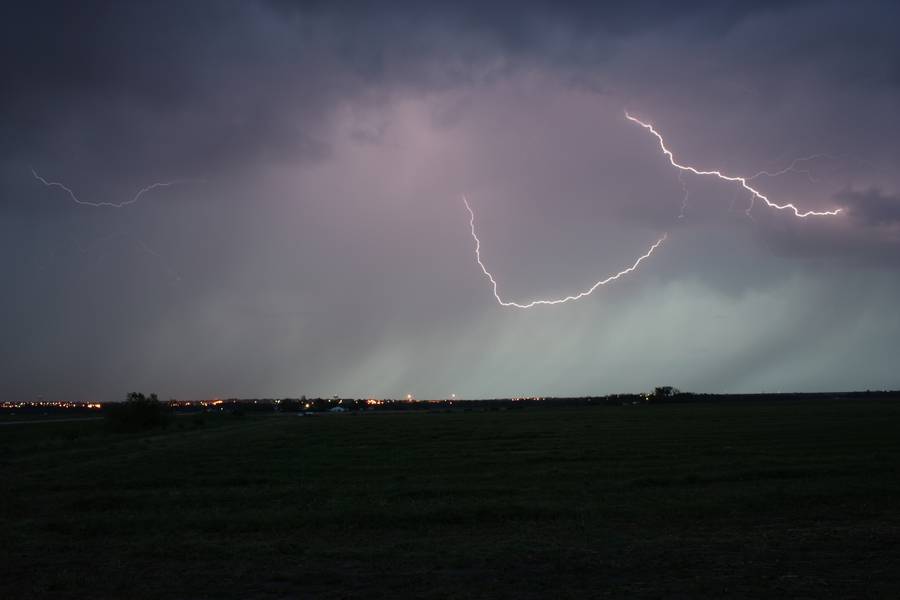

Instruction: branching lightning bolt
[462,112,843,309]
[624,113,842,218]
[463,196,666,309]
[747,154,833,183]
[30,169,194,282]
[32,168,202,208]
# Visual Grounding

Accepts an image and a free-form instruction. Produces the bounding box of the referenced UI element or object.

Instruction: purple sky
[2,1,900,400]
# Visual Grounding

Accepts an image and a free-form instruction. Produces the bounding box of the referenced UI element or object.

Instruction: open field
[3,400,900,598]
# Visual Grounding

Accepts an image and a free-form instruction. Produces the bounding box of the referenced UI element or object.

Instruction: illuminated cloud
[2,1,899,400]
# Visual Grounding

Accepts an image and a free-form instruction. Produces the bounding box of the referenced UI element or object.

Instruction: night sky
[3,1,900,401]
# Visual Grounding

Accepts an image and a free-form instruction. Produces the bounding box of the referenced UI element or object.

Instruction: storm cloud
[2,1,899,401]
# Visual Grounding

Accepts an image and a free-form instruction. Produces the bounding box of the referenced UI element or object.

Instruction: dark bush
[105,392,173,432]
[279,398,300,412]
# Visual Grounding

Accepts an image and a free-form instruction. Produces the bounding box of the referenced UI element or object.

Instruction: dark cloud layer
[838,188,900,227]
[4,1,884,185]
[2,1,900,400]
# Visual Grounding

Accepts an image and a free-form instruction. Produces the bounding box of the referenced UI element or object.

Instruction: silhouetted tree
[105,392,173,432]
[650,386,680,402]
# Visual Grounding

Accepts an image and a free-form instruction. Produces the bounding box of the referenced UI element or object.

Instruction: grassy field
[3,401,900,598]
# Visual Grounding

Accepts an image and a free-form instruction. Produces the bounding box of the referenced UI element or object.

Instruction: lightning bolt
[624,113,842,218]
[135,240,182,282]
[747,154,833,183]
[32,168,202,208]
[677,171,690,219]
[30,169,192,282]
[463,112,843,309]
[463,196,666,309]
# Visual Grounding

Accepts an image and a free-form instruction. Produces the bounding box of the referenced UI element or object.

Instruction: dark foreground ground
[2,401,900,599]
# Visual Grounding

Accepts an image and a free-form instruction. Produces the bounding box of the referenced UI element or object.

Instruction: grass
[2,401,900,598]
